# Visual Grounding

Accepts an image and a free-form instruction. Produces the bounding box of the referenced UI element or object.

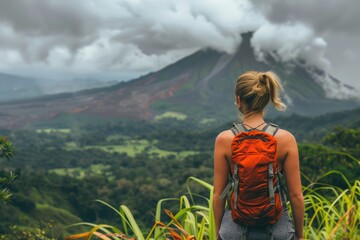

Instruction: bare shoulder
[275,128,298,149]
[275,128,297,142]
[275,128,298,162]
[215,130,234,144]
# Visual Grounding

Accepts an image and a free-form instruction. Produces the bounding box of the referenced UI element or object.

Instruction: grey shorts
[219,209,295,240]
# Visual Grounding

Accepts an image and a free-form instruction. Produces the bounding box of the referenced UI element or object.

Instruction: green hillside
[0,108,359,238]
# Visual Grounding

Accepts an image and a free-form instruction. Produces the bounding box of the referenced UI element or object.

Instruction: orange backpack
[220,122,284,227]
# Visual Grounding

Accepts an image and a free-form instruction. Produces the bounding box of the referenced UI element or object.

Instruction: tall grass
[302,170,360,239]
[65,177,214,240]
[65,172,360,240]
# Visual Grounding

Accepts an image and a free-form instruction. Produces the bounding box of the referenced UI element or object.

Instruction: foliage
[271,108,360,142]
[64,170,360,240]
[323,127,360,158]
[299,144,360,188]
[302,171,360,239]
[0,136,14,160]
[0,112,359,237]
[0,136,15,204]
[0,171,16,204]
[65,177,215,240]
[0,222,57,240]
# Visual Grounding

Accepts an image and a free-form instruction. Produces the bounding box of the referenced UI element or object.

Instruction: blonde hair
[234,71,286,117]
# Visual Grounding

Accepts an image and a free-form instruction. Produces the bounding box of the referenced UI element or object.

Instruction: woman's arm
[283,133,304,239]
[213,131,231,236]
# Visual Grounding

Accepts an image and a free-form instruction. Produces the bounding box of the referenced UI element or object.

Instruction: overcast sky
[0,0,359,90]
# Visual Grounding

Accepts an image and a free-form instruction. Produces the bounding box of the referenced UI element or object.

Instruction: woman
[213,71,304,240]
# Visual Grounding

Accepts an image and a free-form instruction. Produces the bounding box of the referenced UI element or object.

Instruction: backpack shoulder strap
[219,123,242,200]
[262,123,279,136]
[231,122,246,135]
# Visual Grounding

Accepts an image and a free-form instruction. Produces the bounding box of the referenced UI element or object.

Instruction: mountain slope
[0,72,122,103]
[0,73,45,102]
[0,32,358,129]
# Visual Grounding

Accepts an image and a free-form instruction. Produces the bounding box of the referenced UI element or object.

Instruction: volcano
[0,32,358,129]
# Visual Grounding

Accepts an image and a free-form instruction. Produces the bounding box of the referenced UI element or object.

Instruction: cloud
[0,0,268,78]
[0,0,99,36]
[251,22,330,71]
[251,0,360,35]
[0,0,358,90]
[114,0,266,54]
[0,0,100,64]
[250,0,360,89]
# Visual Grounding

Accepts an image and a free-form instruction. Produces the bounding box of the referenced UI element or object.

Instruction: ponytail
[263,72,287,111]
[234,71,286,117]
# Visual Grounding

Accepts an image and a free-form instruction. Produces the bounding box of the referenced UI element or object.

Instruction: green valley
[0,108,359,239]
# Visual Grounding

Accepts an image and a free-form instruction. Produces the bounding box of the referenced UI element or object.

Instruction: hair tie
[259,74,267,84]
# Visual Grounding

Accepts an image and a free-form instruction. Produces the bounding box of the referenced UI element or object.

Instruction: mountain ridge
[0,72,121,103]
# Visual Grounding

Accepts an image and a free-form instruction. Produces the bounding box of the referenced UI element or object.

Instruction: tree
[323,127,360,158]
[0,136,15,204]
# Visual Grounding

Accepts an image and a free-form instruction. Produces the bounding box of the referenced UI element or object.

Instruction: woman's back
[213,70,304,240]
[216,127,295,172]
